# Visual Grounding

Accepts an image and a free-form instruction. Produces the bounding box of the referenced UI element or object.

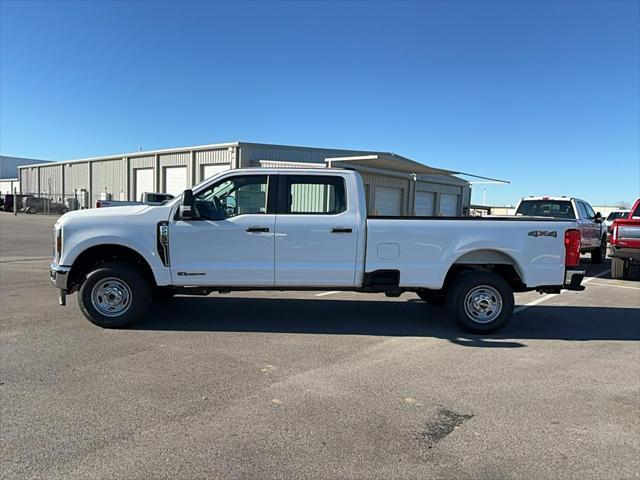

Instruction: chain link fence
[1,191,97,216]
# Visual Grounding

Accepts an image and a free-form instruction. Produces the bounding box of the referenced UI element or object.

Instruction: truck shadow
[136,297,640,348]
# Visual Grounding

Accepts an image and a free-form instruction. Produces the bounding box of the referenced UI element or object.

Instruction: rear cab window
[279,175,347,215]
[516,200,576,219]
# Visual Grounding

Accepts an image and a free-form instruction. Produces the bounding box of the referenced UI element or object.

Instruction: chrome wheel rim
[91,277,132,317]
[463,285,503,324]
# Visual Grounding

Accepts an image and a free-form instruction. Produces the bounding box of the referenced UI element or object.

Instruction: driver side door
[169,174,277,286]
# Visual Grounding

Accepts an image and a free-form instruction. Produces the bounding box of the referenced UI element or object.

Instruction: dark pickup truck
[609,199,640,280]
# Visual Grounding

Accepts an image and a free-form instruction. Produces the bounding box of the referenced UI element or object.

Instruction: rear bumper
[609,246,640,262]
[564,269,586,291]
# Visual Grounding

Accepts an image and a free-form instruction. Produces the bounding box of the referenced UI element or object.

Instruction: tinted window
[583,202,596,219]
[606,211,628,221]
[576,202,588,219]
[194,175,268,219]
[516,200,575,219]
[283,175,346,214]
[633,204,640,219]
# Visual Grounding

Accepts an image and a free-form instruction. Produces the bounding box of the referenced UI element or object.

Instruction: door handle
[246,226,270,233]
[331,227,352,233]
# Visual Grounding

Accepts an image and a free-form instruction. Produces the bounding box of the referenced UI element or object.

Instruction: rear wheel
[78,262,152,328]
[611,257,629,280]
[591,236,606,264]
[26,206,37,214]
[416,289,446,306]
[446,271,514,334]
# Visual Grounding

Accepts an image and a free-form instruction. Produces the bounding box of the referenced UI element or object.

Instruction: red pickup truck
[609,199,640,279]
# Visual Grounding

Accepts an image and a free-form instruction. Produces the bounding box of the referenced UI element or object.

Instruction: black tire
[153,286,176,300]
[611,257,629,280]
[27,206,37,214]
[591,236,606,264]
[78,262,152,328]
[416,289,446,306]
[446,271,515,334]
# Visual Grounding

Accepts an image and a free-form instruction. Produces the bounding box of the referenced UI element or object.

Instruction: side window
[632,204,640,219]
[282,175,346,215]
[576,202,588,219]
[583,202,596,219]
[194,175,268,219]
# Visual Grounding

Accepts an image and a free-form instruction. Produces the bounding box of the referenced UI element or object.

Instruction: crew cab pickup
[50,169,585,333]
[609,199,640,280]
[515,196,607,263]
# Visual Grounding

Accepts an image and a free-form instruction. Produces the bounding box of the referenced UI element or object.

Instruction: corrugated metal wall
[39,164,63,197]
[0,156,50,179]
[238,145,368,168]
[64,162,89,194]
[21,167,38,193]
[92,159,126,200]
[195,148,232,165]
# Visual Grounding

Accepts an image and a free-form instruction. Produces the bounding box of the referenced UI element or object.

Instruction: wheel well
[68,244,156,292]
[443,263,526,293]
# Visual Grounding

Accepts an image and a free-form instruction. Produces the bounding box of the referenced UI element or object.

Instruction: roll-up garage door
[439,193,459,216]
[415,191,435,216]
[201,164,230,181]
[134,168,154,202]
[374,186,402,216]
[164,167,187,196]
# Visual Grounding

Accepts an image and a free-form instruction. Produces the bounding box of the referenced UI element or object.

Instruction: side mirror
[595,212,603,223]
[180,189,195,219]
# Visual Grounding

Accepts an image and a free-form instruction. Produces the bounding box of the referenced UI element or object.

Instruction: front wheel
[446,271,514,334]
[78,262,152,328]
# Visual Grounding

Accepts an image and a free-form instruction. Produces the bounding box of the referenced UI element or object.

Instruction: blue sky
[1,0,638,206]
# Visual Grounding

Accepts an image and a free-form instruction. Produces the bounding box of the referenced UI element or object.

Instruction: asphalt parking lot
[1,213,639,480]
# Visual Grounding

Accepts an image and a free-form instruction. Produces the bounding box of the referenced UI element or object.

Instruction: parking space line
[515,269,611,314]
[586,281,640,290]
[315,291,340,297]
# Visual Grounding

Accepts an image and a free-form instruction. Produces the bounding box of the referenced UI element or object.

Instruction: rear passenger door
[576,201,597,248]
[274,174,359,287]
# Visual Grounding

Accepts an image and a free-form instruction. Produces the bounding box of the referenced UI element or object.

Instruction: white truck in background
[51,168,585,334]
[95,192,174,208]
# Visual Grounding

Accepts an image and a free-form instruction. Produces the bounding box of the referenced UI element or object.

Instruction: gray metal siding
[416,180,463,195]
[92,159,126,200]
[1,156,50,179]
[238,145,369,168]
[129,155,155,169]
[21,168,38,193]
[64,162,89,194]
[39,165,63,197]
[159,152,190,166]
[195,148,233,165]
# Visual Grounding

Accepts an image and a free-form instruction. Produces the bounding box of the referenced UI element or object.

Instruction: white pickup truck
[50,168,585,333]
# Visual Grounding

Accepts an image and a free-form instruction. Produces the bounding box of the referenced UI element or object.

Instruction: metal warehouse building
[1,155,51,194]
[17,142,472,216]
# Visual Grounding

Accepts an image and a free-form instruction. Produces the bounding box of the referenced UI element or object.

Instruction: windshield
[516,200,575,219]
[606,211,628,221]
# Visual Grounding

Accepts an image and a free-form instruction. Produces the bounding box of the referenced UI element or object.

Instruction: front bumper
[50,263,71,290]
[564,269,586,291]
